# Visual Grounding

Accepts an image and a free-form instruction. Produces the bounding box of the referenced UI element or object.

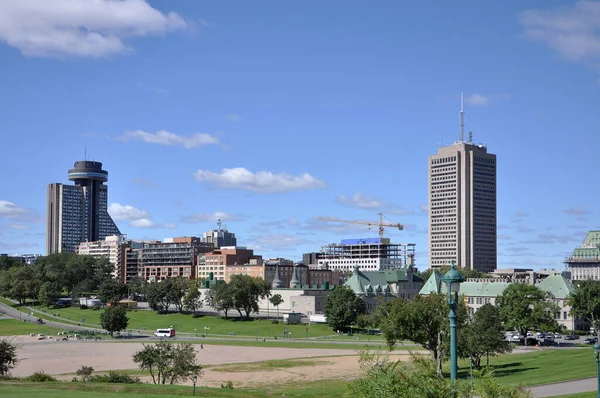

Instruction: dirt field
[9,337,409,388]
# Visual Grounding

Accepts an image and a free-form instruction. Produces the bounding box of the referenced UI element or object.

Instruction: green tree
[183,282,203,315]
[99,305,129,337]
[37,281,62,307]
[0,265,41,305]
[229,274,271,320]
[324,285,366,332]
[461,304,511,368]
[375,294,468,376]
[133,341,201,385]
[98,278,126,305]
[269,294,284,321]
[205,283,235,318]
[0,338,19,377]
[168,277,190,313]
[568,280,600,337]
[345,350,532,398]
[496,284,559,345]
[145,279,180,312]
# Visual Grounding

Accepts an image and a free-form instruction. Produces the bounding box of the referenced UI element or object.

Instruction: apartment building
[197,247,262,281]
[139,237,214,281]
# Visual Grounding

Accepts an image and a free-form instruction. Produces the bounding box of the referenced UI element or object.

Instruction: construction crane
[316,212,403,239]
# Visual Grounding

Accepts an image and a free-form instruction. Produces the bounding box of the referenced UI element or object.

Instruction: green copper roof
[536,274,574,299]
[582,231,600,247]
[570,231,600,259]
[344,267,410,295]
[419,271,443,295]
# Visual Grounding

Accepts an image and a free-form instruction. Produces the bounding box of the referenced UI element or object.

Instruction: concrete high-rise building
[46,161,121,254]
[202,219,237,248]
[428,96,497,272]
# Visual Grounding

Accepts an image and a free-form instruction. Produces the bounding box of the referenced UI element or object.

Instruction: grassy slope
[0,318,62,337]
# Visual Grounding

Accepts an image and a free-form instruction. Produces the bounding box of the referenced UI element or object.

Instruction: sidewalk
[528,377,596,397]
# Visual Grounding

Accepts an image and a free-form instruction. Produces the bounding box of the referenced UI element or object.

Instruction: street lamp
[442,260,464,381]
[594,342,600,398]
[191,374,198,396]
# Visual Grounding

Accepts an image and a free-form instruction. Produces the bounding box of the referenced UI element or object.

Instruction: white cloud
[117,130,219,149]
[130,218,156,228]
[108,203,149,221]
[464,93,511,106]
[0,200,28,218]
[564,207,592,215]
[181,211,242,224]
[132,177,160,189]
[194,167,327,193]
[0,0,187,58]
[251,234,312,248]
[337,193,383,209]
[163,223,177,229]
[8,223,28,230]
[521,1,600,64]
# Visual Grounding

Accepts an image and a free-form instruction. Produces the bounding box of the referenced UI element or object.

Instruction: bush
[27,371,57,382]
[89,371,140,384]
[80,305,88,310]
[193,313,202,318]
[76,365,94,381]
[271,320,279,324]
[92,306,100,311]
[221,380,234,389]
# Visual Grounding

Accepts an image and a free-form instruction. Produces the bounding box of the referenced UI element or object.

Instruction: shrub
[27,371,57,382]
[221,380,234,389]
[271,320,279,324]
[92,306,100,311]
[80,305,88,310]
[76,365,94,381]
[193,313,202,318]
[89,371,140,384]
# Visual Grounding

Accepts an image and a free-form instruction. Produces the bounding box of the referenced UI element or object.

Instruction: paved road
[0,301,99,333]
[528,377,596,397]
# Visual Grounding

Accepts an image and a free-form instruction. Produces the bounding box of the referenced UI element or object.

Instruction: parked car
[583,337,598,345]
[554,334,563,339]
[564,334,578,340]
[544,335,554,343]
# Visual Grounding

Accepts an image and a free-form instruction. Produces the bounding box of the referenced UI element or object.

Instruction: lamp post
[594,343,600,398]
[191,374,198,396]
[441,260,464,382]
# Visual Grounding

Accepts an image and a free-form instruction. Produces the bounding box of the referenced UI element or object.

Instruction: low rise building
[344,266,424,312]
[565,230,600,281]
[77,235,142,283]
[198,247,262,281]
[420,273,587,331]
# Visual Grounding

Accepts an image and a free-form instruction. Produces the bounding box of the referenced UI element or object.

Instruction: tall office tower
[428,95,497,272]
[202,219,237,248]
[46,161,121,254]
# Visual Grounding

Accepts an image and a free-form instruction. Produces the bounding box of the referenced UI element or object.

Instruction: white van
[154,328,176,338]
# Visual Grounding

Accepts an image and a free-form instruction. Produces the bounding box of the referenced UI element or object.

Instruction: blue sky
[0,0,599,270]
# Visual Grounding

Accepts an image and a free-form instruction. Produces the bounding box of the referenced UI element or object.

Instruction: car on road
[554,334,562,339]
[583,337,598,345]
[564,334,578,340]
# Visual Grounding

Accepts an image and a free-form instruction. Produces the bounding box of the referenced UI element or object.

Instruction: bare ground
[9,337,410,388]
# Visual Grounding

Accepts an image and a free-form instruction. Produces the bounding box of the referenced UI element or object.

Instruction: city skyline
[1,1,599,270]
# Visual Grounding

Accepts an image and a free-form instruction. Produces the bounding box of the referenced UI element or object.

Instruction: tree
[375,294,468,377]
[0,265,41,305]
[99,305,129,337]
[168,277,189,313]
[496,284,559,346]
[183,282,203,315]
[133,341,201,385]
[324,285,366,332]
[37,281,61,307]
[98,278,126,305]
[0,338,19,377]
[345,350,532,398]
[205,283,235,318]
[568,280,600,338]
[269,294,284,321]
[229,274,271,320]
[461,304,511,368]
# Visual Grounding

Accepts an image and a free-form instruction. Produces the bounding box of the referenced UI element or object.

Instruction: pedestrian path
[528,377,596,397]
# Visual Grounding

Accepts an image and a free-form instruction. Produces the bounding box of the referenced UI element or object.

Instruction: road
[0,301,99,333]
[528,378,596,397]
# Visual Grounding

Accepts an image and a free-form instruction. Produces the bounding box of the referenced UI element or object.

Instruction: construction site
[316,213,416,272]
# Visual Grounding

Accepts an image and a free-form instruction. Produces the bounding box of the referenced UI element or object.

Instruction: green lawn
[453,348,596,387]
[0,318,62,337]
[0,378,348,398]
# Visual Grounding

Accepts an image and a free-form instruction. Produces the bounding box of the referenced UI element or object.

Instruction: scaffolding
[319,239,416,268]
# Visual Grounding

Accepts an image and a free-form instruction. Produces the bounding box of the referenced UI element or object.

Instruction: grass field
[453,348,596,387]
[0,318,62,337]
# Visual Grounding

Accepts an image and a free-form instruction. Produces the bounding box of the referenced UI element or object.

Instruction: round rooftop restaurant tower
[68,161,108,183]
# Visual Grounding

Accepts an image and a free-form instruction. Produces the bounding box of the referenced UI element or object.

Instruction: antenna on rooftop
[84,146,87,161]
[459,92,465,142]
[217,219,222,231]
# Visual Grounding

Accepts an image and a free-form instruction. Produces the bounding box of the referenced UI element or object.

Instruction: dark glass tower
[47,161,121,254]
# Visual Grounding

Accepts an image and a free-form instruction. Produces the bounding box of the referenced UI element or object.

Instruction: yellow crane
[316,212,403,239]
